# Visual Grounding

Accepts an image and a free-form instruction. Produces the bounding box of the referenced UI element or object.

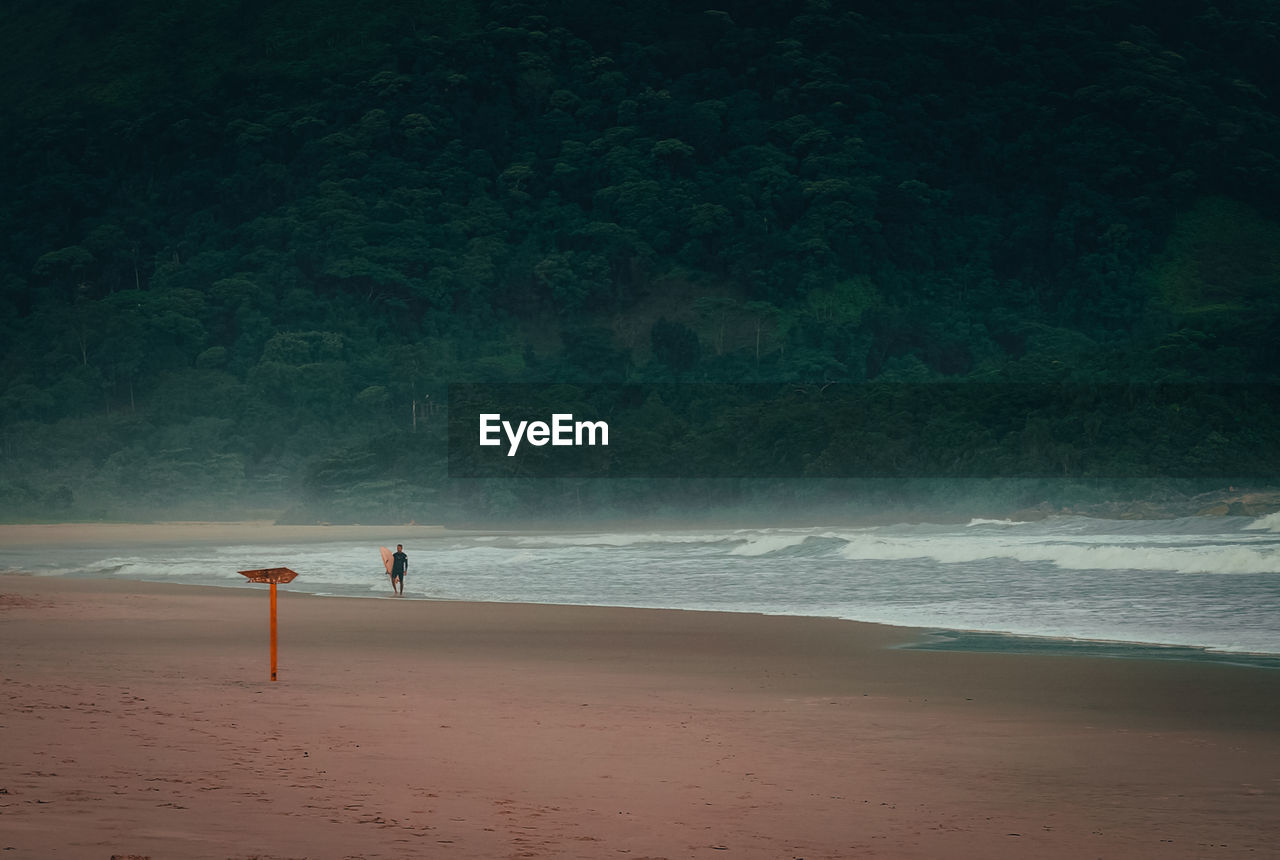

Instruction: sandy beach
[0,522,452,548]
[2,527,1279,858]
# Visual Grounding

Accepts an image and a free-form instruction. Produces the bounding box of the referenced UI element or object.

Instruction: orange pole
[269,581,278,682]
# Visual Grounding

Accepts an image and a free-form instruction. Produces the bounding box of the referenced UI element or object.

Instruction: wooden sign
[238,567,299,680]
[238,567,299,584]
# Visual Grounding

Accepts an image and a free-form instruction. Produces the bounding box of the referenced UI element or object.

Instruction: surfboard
[380,546,394,589]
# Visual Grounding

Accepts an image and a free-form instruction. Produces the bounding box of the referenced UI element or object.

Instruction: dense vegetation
[2,0,1278,522]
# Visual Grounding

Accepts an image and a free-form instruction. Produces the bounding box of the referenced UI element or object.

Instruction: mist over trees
[2,0,1278,522]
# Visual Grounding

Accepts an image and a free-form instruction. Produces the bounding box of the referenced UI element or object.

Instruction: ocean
[5,513,1279,663]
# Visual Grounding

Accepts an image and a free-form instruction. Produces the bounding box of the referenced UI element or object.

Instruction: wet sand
[2,527,1279,858]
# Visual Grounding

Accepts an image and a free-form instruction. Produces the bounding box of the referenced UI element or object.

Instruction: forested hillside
[2,0,1279,522]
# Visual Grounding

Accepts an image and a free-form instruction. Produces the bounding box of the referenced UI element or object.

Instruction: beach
[2,528,1280,858]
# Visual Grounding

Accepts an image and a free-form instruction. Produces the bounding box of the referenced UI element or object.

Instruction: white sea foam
[728,532,814,556]
[507,531,733,548]
[1244,511,1280,533]
[835,534,1277,574]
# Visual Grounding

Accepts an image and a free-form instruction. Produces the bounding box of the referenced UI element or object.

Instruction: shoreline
[22,563,1280,670]
[17,567,1280,670]
[106,580,1280,669]
[3,519,1278,669]
[901,627,1280,670]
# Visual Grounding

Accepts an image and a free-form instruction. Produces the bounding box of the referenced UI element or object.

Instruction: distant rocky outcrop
[1014,489,1280,521]
[1191,491,1280,518]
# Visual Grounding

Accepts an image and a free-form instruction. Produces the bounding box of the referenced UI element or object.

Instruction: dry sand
[2,526,1279,859]
[0,522,451,548]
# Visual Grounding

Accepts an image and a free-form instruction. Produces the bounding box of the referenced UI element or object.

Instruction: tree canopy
[2,0,1278,522]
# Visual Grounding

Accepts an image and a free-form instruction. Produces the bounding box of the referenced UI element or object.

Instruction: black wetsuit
[391,551,408,581]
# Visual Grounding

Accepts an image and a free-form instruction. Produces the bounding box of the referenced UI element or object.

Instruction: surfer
[390,544,408,596]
